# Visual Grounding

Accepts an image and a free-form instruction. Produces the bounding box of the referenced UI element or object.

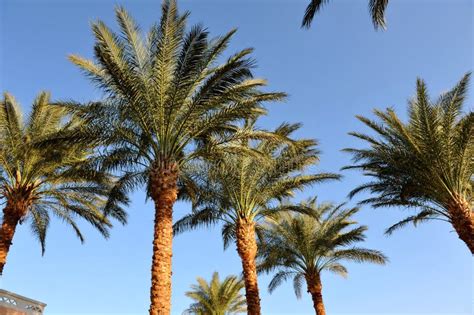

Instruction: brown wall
[0,305,27,315]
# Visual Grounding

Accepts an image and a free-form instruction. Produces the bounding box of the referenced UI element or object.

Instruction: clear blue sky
[0,0,472,314]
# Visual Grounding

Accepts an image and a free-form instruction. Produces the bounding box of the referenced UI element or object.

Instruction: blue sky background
[0,0,472,314]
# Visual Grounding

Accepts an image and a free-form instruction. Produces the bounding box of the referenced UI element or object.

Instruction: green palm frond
[384,208,449,235]
[268,270,294,295]
[369,0,389,29]
[183,272,246,315]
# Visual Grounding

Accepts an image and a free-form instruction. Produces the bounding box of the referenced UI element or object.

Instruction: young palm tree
[302,0,389,29]
[344,73,473,253]
[67,1,285,313]
[174,123,340,315]
[183,272,246,315]
[258,199,387,315]
[0,92,126,275]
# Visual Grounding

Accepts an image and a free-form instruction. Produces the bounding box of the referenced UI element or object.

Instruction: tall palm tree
[174,123,340,315]
[344,73,473,253]
[183,272,246,315]
[67,1,285,313]
[302,0,389,29]
[0,92,126,275]
[258,199,387,315]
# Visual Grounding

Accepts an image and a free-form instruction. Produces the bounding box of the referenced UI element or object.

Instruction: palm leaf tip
[302,0,328,29]
[369,0,389,30]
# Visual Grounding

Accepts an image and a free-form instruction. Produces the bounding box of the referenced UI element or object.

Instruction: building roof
[0,289,46,315]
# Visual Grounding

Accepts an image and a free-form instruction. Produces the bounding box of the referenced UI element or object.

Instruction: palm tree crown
[0,92,126,274]
[258,199,387,314]
[175,122,340,314]
[67,1,284,313]
[302,0,389,29]
[183,272,246,315]
[69,2,284,188]
[174,122,339,244]
[344,73,473,253]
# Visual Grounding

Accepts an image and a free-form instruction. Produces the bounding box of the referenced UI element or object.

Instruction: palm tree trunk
[0,201,23,275]
[448,196,473,254]
[148,162,179,315]
[306,273,325,315]
[235,219,261,315]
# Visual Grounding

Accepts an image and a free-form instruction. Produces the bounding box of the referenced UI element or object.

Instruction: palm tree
[302,0,389,29]
[0,92,126,275]
[174,123,340,315]
[344,73,473,253]
[258,199,387,315]
[67,1,285,313]
[183,272,246,315]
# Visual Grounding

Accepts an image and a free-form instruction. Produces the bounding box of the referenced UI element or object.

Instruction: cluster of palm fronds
[302,0,389,29]
[0,92,127,274]
[1,1,471,315]
[344,74,473,252]
[183,272,246,315]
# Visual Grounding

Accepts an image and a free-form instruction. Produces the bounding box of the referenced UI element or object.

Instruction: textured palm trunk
[447,196,473,254]
[148,162,179,315]
[0,200,25,275]
[306,273,325,315]
[235,219,261,315]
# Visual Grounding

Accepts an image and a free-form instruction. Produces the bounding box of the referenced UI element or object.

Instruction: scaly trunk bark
[235,219,261,315]
[148,162,178,315]
[0,200,25,275]
[447,196,473,254]
[306,273,325,315]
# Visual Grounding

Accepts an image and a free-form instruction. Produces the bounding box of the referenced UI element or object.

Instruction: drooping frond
[369,0,389,30]
[384,208,448,235]
[302,0,329,29]
[268,270,294,294]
